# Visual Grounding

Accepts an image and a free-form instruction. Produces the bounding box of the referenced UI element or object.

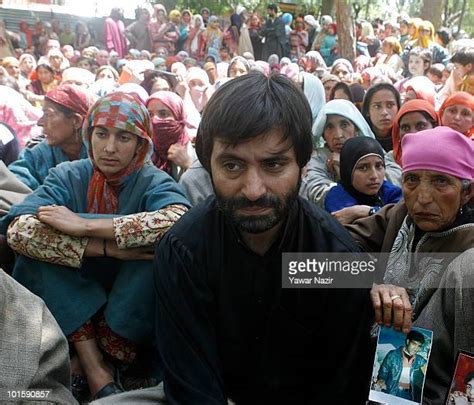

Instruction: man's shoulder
[298,197,360,251]
[166,196,219,239]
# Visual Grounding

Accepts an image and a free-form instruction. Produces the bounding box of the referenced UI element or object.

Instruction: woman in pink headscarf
[146,90,197,180]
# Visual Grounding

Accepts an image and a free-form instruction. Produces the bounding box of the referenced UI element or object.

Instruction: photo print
[369,326,433,405]
[445,350,474,404]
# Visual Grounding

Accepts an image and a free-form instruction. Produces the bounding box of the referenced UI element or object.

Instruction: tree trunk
[365,0,371,19]
[457,0,468,33]
[335,0,355,62]
[420,0,444,29]
[321,0,336,16]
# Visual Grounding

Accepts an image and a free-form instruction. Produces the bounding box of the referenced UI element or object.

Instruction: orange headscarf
[82,92,153,214]
[392,99,438,166]
[438,91,474,139]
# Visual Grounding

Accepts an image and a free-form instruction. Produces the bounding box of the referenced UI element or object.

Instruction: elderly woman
[9,85,94,190]
[391,99,438,166]
[346,127,473,403]
[331,58,354,84]
[146,91,196,181]
[324,137,402,223]
[438,91,474,139]
[1,92,190,401]
[306,99,402,207]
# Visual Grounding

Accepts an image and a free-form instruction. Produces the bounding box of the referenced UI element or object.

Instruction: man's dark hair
[196,72,313,172]
[330,82,353,102]
[435,28,450,47]
[406,330,425,345]
[451,47,474,67]
[464,371,474,386]
[428,63,445,79]
[267,3,278,12]
[362,83,401,128]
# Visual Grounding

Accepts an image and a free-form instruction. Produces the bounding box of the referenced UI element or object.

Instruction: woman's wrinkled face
[38,100,77,147]
[351,155,385,196]
[402,170,471,231]
[323,114,357,153]
[333,64,352,83]
[91,126,140,178]
[147,99,174,120]
[441,104,473,135]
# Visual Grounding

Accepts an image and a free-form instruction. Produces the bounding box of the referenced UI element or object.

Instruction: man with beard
[153,72,373,404]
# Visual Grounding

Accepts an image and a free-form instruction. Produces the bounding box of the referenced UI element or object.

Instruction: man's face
[466,378,474,400]
[267,8,276,17]
[210,129,301,234]
[405,339,422,356]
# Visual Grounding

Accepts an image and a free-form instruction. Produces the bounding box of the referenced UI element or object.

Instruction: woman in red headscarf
[391,99,439,166]
[438,91,474,139]
[147,90,196,180]
[2,92,190,401]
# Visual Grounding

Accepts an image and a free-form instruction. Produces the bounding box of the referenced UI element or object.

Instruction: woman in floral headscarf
[1,92,190,401]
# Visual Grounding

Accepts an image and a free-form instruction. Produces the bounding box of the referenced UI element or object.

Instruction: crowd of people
[0,2,473,404]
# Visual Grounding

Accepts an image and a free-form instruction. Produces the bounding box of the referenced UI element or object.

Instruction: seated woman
[325,137,402,223]
[0,92,190,401]
[306,99,402,207]
[346,127,473,403]
[8,84,94,190]
[146,90,197,181]
[26,63,58,107]
[391,99,438,166]
[437,91,474,139]
[375,36,404,75]
[362,83,401,153]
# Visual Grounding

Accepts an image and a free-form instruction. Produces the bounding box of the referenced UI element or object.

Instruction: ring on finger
[390,295,401,301]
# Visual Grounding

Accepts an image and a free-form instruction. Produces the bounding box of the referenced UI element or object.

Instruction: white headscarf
[312,99,375,148]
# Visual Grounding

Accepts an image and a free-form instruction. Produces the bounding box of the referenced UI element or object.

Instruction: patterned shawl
[82,92,153,214]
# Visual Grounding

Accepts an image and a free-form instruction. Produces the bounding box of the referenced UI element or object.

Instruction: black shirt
[154,197,373,404]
